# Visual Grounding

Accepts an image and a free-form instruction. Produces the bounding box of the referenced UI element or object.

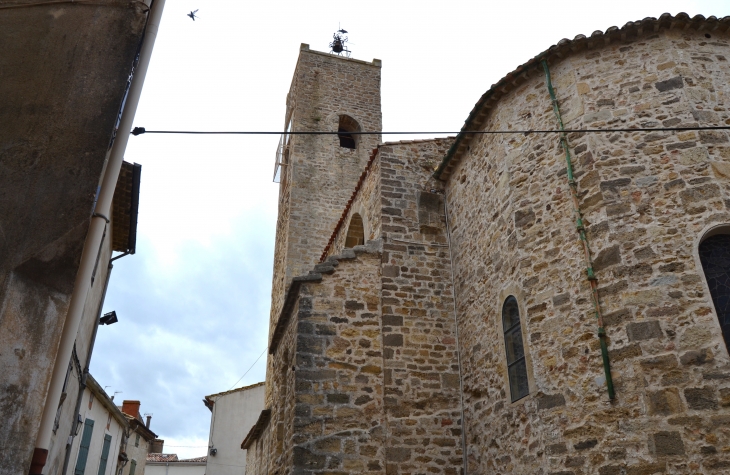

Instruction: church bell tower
[269,43,382,328]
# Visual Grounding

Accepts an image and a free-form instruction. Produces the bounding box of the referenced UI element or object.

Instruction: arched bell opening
[337,115,360,150]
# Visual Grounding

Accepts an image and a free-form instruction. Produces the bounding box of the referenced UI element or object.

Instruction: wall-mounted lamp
[75,414,83,435]
[209,448,217,456]
[100,311,118,325]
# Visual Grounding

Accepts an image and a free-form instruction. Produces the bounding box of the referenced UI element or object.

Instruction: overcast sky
[89,0,730,459]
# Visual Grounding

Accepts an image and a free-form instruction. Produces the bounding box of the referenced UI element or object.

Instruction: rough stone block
[679,348,713,366]
[574,439,598,451]
[382,334,403,346]
[293,447,327,469]
[609,343,643,362]
[546,443,567,455]
[326,393,350,404]
[382,315,403,326]
[626,321,662,341]
[442,373,460,389]
[538,393,566,411]
[385,447,411,462]
[649,431,685,456]
[639,354,677,370]
[655,76,683,92]
[647,388,682,415]
[684,387,718,410]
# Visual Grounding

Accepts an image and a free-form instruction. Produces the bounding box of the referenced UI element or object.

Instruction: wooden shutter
[74,418,95,475]
[129,460,137,475]
[97,434,112,475]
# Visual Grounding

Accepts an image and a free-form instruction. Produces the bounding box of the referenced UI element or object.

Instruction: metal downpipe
[31,1,166,473]
[541,59,615,400]
[442,191,469,474]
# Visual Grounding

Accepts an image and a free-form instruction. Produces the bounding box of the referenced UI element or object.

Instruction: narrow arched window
[699,234,730,354]
[503,296,529,402]
[338,115,359,149]
[344,214,365,248]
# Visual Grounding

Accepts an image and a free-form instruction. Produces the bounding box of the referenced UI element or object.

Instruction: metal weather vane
[329,27,351,57]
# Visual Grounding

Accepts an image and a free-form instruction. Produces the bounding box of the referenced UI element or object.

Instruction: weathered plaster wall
[0,3,148,473]
[205,383,265,475]
[46,237,113,475]
[446,26,730,475]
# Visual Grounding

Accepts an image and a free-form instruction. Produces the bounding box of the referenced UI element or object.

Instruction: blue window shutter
[97,434,112,475]
[74,418,95,475]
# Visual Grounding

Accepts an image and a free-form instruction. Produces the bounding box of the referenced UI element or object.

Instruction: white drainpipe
[31,1,166,472]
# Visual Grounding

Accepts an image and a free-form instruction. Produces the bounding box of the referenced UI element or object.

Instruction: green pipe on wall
[541,59,616,400]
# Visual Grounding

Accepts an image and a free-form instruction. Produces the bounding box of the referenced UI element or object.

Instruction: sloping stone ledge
[269,240,383,354]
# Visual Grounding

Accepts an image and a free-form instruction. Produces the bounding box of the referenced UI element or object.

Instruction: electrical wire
[226,347,267,391]
[130,125,730,136]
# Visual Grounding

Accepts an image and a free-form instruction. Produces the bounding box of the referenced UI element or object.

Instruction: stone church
[243,13,730,474]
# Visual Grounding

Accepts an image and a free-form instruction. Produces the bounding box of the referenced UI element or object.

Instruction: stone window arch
[698,230,730,354]
[344,213,365,248]
[502,296,529,402]
[337,115,360,149]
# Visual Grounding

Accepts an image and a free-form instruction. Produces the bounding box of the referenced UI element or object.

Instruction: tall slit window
[698,233,730,354]
[502,296,529,402]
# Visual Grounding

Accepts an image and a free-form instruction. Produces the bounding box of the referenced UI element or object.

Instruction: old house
[0,2,164,474]
[61,375,128,475]
[203,382,265,474]
[119,400,158,475]
[245,13,730,474]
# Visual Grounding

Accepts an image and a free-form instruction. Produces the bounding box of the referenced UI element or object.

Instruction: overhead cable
[130,125,730,136]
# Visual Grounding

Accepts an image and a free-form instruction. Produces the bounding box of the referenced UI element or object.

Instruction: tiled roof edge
[433,12,730,180]
[204,381,265,400]
[320,147,381,263]
[241,409,272,450]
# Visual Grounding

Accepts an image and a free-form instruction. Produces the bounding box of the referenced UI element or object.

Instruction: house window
[129,460,136,475]
[74,418,95,475]
[134,434,140,447]
[699,233,730,353]
[502,296,529,402]
[337,115,360,149]
[344,213,365,248]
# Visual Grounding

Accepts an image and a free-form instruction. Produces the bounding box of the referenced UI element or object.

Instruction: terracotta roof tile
[147,454,178,462]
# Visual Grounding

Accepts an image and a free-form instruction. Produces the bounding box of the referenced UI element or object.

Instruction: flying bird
[187,9,199,21]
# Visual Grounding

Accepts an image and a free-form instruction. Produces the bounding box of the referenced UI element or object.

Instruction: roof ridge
[205,381,265,399]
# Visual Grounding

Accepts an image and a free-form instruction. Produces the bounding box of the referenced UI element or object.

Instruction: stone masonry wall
[267,48,382,422]
[446,26,730,474]
[325,138,465,474]
[250,243,387,474]
[269,46,382,348]
[377,139,463,475]
[328,149,383,258]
